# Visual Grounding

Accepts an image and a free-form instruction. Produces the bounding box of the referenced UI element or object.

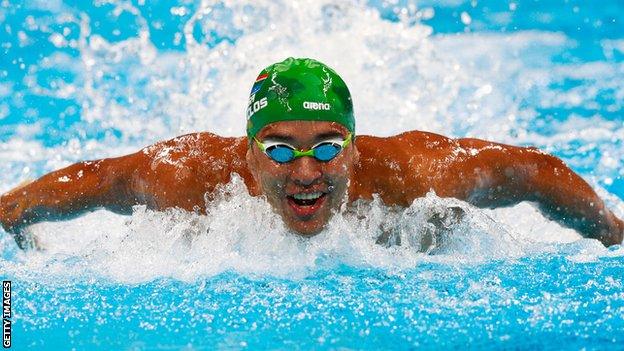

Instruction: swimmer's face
[246,120,359,236]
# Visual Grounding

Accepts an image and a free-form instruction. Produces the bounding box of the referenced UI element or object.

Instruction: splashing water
[1,0,623,349]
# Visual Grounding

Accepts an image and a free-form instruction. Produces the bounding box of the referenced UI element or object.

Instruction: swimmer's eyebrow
[261,131,346,144]
[260,134,295,143]
[314,132,346,142]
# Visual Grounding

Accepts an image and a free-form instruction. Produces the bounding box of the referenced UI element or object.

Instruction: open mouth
[286,192,327,218]
[289,192,324,205]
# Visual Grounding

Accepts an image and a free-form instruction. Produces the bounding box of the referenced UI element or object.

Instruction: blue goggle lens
[313,143,341,161]
[266,146,296,163]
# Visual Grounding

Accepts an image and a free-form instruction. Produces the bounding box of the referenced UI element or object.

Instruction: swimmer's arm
[0,155,139,248]
[441,139,623,246]
[0,134,250,248]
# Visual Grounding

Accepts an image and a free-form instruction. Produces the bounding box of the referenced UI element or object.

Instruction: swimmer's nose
[290,156,322,186]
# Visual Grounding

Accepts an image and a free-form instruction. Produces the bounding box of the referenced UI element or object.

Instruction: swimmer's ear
[245,147,261,195]
[352,143,360,165]
[245,147,256,171]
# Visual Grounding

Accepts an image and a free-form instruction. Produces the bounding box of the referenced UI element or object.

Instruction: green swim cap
[246,57,355,139]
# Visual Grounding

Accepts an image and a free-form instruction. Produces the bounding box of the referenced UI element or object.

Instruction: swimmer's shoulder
[356,130,456,155]
[455,136,545,158]
[375,130,537,156]
[139,132,247,164]
[395,130,456,147]
[129,132,248,191]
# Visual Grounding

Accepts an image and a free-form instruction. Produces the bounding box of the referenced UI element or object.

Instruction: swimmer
[1,57,622,249]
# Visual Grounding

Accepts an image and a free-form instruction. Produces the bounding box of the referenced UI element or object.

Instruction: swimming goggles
[254,132,352,163]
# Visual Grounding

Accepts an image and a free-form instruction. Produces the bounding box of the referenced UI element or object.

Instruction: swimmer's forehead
[257,121,349,144]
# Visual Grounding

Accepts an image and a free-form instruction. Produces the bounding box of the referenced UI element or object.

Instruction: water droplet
[460,12,472,25]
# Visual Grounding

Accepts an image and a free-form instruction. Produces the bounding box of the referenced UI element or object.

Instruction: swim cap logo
[303,101,331,111]
[250,72,268,95]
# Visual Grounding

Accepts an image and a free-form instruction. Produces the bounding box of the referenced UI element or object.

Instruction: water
[1,0,623,349]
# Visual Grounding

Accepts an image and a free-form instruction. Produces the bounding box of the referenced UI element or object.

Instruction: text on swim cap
[247,94,268,119]
[303,101,331,111]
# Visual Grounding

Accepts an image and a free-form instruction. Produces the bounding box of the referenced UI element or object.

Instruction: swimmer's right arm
[0,154,139,248]
[0,133,251,248]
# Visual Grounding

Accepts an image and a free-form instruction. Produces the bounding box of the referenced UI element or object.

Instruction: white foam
[0,176,612,284]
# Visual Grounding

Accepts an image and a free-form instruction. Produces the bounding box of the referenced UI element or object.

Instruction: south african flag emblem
[251,73,269,94]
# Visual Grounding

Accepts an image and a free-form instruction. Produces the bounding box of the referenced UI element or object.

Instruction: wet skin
[1,121,623,248]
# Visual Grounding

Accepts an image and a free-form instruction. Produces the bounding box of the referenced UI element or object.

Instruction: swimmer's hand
[0,187,23,234]
[375,206,466,253]
[419,206,465,253]
[0,181,39,249]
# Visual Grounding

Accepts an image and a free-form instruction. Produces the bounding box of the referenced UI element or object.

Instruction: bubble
[461,11,472,25]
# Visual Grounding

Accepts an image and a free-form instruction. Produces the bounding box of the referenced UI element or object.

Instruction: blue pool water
[1,0,623,349]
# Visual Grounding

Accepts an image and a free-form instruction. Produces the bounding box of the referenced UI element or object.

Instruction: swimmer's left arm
[440,139,623,246]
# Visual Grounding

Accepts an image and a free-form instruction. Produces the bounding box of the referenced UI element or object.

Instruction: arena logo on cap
[303,101,331,111]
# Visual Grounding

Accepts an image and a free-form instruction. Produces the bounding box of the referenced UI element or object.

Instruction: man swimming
[1,57,622,249]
